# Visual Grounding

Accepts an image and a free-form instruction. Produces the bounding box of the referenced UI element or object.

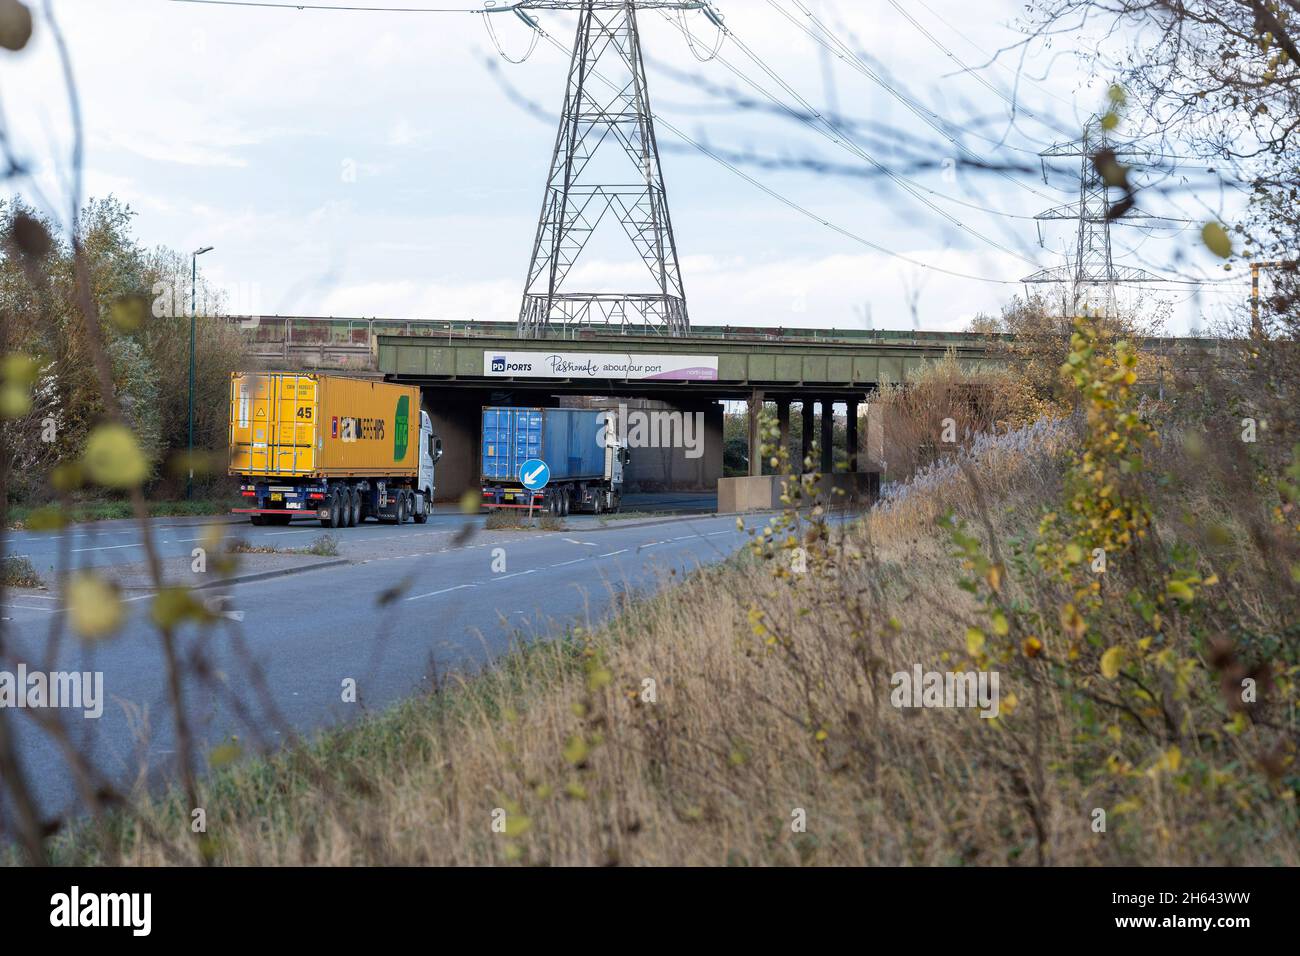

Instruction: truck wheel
[346,488,360,528]
[413,489,430,524]
[561,490,570,516]
[250,514,266,526]
[396,493,408,525]
[323,488,341,528]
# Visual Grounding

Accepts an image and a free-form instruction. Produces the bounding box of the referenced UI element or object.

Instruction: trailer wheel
[346,488,360,527]
[322,488,341,528]
[250,514,266,526]
[561,490,571,517]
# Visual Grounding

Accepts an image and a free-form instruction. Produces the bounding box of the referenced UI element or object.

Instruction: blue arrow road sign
[519,458,550,491]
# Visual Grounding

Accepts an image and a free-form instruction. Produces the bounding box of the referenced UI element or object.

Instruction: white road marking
[0,603,58,613]
[551,558,585,568]
[563,538,598,547]
[70,543,142,553]
[599,549,628,558]
[492,569,539,581]
[405,583,477,602]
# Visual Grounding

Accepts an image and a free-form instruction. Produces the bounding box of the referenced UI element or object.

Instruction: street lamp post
[188,246,214,500]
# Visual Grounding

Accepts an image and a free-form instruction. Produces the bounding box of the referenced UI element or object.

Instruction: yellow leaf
[66,573,124,640]
[0,381,31,418]
[83,424,148,489]
[1155,746,1182,773]
[503,813,531,837]
[208,741,242,768]
[1100,645,1124,679]
[151,586,205,629]
[1201,221,1232,258]
[985,564,1001,592]
[562,735,589,765]
[965,627,986,656]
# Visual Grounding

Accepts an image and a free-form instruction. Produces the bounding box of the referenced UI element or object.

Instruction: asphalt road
[1,507,762,819]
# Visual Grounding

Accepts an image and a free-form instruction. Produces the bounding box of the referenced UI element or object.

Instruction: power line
[665,10,1046,269]
[528,29,1034,286]
[765,0,1071,207]
[910,0,1077,111]
[881,0,1074,139]
[176,0,1238,292]
[769,0,1055,157]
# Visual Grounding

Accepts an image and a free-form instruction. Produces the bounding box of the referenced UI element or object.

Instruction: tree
[1,198,248,502]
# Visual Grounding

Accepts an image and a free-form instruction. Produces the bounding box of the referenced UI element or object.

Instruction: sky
[2,0,1256,334]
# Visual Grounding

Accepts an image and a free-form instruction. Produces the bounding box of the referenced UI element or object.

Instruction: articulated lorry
[480,406,627,515]
[229,372,442,527]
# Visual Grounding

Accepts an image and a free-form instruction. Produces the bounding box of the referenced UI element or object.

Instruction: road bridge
[236,317,1228,504]
[374,329,999,501]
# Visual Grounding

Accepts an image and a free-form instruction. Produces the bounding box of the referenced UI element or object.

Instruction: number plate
[271,493,283,502]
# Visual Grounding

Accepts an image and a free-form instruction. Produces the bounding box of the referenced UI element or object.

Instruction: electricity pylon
[1022,115,1163,316]
[505,1,708,338]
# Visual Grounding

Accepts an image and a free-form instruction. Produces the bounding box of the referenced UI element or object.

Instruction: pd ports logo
[490,355,533,373]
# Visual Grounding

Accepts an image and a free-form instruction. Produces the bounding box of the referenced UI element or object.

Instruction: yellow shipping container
[229,372,421,479]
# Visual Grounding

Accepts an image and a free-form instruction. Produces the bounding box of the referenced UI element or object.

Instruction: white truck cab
[414,410,443,522]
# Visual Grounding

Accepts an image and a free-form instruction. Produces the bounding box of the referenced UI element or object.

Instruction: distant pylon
[1022,115,1163,316]
[513,0,698,338]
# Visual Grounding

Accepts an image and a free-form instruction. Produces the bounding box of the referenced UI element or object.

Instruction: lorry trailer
[480,406,627,515]
[229,372,442,527]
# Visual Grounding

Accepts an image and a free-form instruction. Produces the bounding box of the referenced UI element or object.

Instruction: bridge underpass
[377,331,998,503]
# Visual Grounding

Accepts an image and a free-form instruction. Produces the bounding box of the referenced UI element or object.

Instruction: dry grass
[45,409,1296,867]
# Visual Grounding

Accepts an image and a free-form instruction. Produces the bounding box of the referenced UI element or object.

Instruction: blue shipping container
[481,407,607,483]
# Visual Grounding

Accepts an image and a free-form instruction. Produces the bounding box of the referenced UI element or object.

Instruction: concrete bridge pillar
[776,399,791,473]
[847,398,860,472]
[800,400,814,473]
[820,398,834,474]
[747,390,765,478]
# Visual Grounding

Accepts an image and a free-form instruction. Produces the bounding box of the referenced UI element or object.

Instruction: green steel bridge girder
[376,333,1003,398]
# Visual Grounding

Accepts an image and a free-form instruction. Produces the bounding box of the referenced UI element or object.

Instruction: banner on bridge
[484,351,719,381]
